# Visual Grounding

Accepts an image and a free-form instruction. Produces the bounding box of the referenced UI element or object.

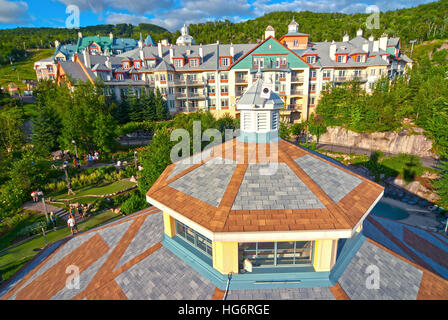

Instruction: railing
[286,104,301,110]
[174,79,186,85]
[290,90,303,95]
[252,61,291,70]
[291,76,304,82]
[186,79,205,85]
[334,75,368,82]
[235,77,248,84]
[189,93,205,98]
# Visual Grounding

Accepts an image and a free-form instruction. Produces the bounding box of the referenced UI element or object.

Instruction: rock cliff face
[318,127,438,158]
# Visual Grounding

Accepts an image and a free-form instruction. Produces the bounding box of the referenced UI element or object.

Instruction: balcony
[251,61,291,71]
[186,79,205,85]
[290,90,303,95]
[286,104,301,110]
[189,93,206,99]
[334,75,368,82]
[291,76,304,83]
[174,79,187,86]
[235,77,248,84]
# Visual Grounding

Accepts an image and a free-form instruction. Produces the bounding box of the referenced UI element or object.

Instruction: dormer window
[220,57,230,67]
[253,57,264,68]
[123,62,130,69]
[293,40,299,47]
[337,55,346,63]
[134,61,141,69]
[275,57,287,68]
[306,56,316,64]
[189,58,199,67]
[173,58,184,68]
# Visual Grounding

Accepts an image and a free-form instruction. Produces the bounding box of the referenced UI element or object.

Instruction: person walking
[49,212,57,230]
[67,215,78,235]
[31,190,37,202]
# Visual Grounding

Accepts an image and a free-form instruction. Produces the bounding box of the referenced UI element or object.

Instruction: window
[208,73,215,80]
[310,97,316,105]
[220,73,228,80]
[123,62,130,69]
[221,86,228,94]
[323,70,331,78]
[134,61,141,69]
[132,74,139,81]
[257,113,267,131]
[168,74,173,81]
[220,57,230,66]
[221,99,229,107]
[337,55,344,63]
[160,74,166,81]
[239,241,313,268]
[293,40,299,47]
[338,70,346,77]
[272,112,279,130]
[189,58,199,67]
[310,84,316,92]
[306,56,315,64]
[253,57,264,68]
[209,87,216,94]
[370,69,376,76]
[209,99,216,107]
[310,70,317,78]
[117,73,124,81]
[175,220,212,256]
[169,87,174,94]
[174,59,183,67]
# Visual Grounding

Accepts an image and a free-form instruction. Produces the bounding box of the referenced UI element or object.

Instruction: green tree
[433,160,448,208]
[32,104,61,155]
[93,113,117,153]
[155,88,169,120]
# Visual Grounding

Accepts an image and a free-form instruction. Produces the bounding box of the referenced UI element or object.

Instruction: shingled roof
[146,138,384,234]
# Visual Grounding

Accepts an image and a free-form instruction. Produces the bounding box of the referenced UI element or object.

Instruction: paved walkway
[22,201,69,221]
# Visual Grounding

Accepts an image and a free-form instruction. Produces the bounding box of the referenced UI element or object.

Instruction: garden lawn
[52,180,136,200]
[0,210,121,282]
[0,49,53,91]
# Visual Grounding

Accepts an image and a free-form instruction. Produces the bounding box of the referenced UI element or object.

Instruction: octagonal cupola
[237,71,284,143]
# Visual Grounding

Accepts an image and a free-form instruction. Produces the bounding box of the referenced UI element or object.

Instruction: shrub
[121,191,148,215]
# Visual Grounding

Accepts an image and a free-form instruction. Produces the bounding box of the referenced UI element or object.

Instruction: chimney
[54,40,60,49]
[169,46,174,63]
[82,49,91,68]
[161,39,169,46]
[329,41,336,61]
[109,32,113,40]
[105,57,111,69]
[373,40,379,52]
[369,35,374,42]
[199,44,203,58]
[379,33,388,51]
[139,47,145,61]
[158,42,163,58]
[362,42,369,53]
[230,43,234,59]
[343,33,349,42]
[78,32,83,38]
[357,28,363,37]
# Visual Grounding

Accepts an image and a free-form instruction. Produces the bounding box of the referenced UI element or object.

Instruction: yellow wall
[212,241,239,274]
[313,239,338,272]
[163,212,176,238]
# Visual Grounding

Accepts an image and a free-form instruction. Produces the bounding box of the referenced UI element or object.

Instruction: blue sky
[0,0,438,31]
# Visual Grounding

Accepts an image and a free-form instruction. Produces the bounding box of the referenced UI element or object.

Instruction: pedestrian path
[22,201,69,221]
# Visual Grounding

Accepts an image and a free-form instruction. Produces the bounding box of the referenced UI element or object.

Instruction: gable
[231,37,309,70]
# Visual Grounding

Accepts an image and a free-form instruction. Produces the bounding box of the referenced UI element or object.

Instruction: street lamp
[63,161,75,195]
[71,139,79,159]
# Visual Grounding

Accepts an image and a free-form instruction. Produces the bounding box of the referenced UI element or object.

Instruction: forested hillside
[1,0,447,65]
[0,23,171,65]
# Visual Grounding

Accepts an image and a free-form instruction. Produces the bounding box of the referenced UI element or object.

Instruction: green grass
[0,210,122,282]
[0,49,53,91]
[52,180,136,200]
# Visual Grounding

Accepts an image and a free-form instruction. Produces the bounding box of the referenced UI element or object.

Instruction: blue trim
[162,235,332,290]
[329,232,366,284]
[237,131,281,143]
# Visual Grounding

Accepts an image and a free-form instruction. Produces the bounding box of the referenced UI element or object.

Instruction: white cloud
[54,0,174,14]
[105,12,153,25]
[0,0,29,24]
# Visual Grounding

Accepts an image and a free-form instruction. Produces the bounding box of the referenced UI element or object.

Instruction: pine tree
[32,105,61,155]
[115,94,130,124]
[143,89,157,121]
[155,88,169,120]
[128,87,144,122]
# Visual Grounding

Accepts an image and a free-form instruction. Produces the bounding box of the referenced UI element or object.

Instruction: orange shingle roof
[146,139,384,233]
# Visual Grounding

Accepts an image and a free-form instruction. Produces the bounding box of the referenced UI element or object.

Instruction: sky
[0,0,438,32]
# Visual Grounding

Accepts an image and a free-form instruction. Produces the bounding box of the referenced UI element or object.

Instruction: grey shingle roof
[237,78,285,107]
[59,61,89,82]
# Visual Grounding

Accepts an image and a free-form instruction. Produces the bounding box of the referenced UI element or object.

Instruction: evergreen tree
[143,89,157,121]
[433,160,448,208]
[128,87,144,122]
[115,94,130,124]
[155,88,169,120]
[93,113,117,153]
[32,104,61,155]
